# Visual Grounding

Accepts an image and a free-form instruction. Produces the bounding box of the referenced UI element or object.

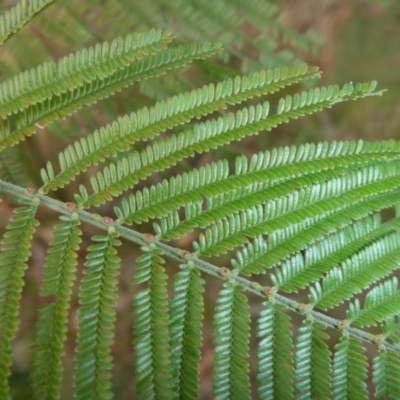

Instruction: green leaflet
[133,245,174,399]
[257,302,293,399]
[0,0,55,47]
[169,264,205,400]
[213,283,250,400]
[348,278,400,327]
[332,335,368,399]
[294,320,331,399]
[30,215,82,400]
[0,197,40,398]
[373,348,400,399]
[74,232,122,400]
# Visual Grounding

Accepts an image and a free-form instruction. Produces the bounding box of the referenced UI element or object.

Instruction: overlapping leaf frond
[40,65,320,194]
[309,231,400,310]
[271,212,393,292]
[0,29,172,118]
[189,163,400,257]
[0,147,28,185]
[68,80,382,208]
[117,140,400,227]
[125,0,320,71]
[347,278,400,328]
[1,38,222,151]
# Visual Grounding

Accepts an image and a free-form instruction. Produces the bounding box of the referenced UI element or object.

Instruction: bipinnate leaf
[42,65,319,196]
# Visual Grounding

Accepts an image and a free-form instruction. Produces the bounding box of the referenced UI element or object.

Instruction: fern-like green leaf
[332,335,368,399]
[74,231,121,400]
[115,160,229,224]
[213,283,250,400]
[309,232,400,310]
[242,191,400,277]
[169,263,205,400]
[40,64,319,194]
[257,302,293,400]
[347,278,400,327]
[0,0,55,47]
[133,245,173,399]
[271,212,400,292]
[0,197,40,398]
[117,140,400,227]
[294,320,331,399]
[30,215,82,400]
[191,163,400,259]
[0,29,172,118]
[1,41,221,151]
[74,81,383,208]
[373,348,400,399]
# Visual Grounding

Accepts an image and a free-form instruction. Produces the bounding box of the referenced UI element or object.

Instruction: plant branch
[0,178,398,353]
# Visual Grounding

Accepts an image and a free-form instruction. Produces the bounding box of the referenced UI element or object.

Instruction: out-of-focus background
[0,0,399,398]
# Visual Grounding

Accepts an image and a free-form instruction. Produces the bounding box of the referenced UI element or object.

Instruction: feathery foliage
[133,245,173,399]
[213,283,250,400]
[332,335,368,399]
[0,198,39,398]
[0,1,400,399]
[169,263,205,399]
[74,231,122,400]
[257,301,293,399]
[0,0,55,47]
[294,320,331,399]
[29,215,82,400]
